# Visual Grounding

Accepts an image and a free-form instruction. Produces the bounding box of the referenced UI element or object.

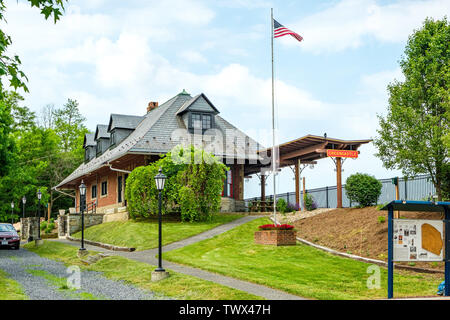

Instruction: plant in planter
[287,202,300,213]
[276,199,288,215]
[254,224,297,246]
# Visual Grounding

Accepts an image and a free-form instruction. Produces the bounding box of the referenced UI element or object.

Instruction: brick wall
[254,230,297,246]
[75,156,147,212]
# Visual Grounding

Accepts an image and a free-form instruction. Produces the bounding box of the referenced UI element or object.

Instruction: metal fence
[245,175,436,209]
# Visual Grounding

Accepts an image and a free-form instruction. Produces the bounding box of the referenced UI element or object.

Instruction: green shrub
[40,221,47,231]
[377,216,386,223]
[125,145,227,222]
[176,146,228,222]
[304,193,317,211]
[345,173,382,207]
[276,198,288,214]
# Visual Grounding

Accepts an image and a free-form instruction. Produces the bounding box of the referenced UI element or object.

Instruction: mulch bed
[293,206,445,272]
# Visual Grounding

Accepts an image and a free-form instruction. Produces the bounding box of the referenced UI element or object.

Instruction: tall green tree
[0,94,89,222]
[53,99,88,156]
[0,91,15,176]
[374,17,449,200]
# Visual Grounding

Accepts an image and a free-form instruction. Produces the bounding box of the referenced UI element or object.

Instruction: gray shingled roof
[108,114,145,132]
[95,125,110,140]
[83,133,96,148]
[55,91,264,189]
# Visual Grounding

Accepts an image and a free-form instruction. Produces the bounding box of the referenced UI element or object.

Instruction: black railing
[75,200,97,214]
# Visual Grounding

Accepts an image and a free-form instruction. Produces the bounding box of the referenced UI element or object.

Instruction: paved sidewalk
[53,216,306,300]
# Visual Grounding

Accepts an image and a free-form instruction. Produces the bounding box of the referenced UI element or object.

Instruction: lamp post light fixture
[22,196,26,219]
[10,201,14,224]
[151,168,169,282]
[36,189,42,243]
[79,180,87,252]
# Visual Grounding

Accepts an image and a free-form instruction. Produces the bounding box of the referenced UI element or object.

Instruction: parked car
[0,223,20,250]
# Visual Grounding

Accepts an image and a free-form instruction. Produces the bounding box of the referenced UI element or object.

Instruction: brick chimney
[147,101,159,113]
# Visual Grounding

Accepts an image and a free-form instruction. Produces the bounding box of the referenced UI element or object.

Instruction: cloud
[215,0,272,8]
[287,0,450,53]
[178,50,208,64]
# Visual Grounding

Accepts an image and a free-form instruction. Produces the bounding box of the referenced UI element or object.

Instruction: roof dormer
[95,124,111,156]
[176,93,219,132]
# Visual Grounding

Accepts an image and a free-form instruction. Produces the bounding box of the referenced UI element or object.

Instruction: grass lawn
[24,241,261,300]
[164,218,443,300]
[72,214,244,251]
[0,269,27,300]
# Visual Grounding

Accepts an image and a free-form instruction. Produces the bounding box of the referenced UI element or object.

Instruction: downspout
[107,163,132,174]
[107,163,131,207]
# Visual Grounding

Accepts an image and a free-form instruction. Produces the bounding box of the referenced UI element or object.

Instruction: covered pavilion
[245,134,372,209]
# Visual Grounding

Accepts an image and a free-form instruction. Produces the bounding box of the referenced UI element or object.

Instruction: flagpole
[271,8,277,225]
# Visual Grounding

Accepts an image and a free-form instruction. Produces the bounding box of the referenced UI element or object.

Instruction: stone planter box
[254,229,297,246]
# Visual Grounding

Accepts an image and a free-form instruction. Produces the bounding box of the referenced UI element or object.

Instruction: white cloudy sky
[3,0,449,198]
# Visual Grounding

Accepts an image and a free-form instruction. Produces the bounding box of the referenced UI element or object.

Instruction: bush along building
[54,90,266,216]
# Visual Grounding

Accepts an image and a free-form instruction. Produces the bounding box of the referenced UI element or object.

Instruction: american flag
[273,19,303,42]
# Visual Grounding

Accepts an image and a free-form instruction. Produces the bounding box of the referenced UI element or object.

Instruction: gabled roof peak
[176,93,220,116]
[95,124,110,140]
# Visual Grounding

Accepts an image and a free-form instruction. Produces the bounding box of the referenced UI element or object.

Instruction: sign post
[326,149,358,158]
[388,205,394,299]
[326,149,359,209]
[445,206,450,297]
[383,201,450,299]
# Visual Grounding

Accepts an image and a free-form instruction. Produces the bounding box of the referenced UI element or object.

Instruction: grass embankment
[164,218,442,300]
[24,241,261,300]
[293,207,444,270]
[0,269,27,300]
[72,214,243,251]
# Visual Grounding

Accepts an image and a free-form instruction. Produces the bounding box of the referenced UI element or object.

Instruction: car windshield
[0,225,15,232]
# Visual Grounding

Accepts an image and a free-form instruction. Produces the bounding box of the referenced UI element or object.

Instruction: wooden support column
[336,157,343,208]
[302,177,306,211]
[295,159,300,210]
[261,174,266,202]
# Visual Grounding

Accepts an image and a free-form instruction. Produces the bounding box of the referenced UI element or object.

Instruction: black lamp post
[22,196,26,219]
[11,201,14,224]
[37,189,42,241]
[79,180,87,252]
[154,168,167,273]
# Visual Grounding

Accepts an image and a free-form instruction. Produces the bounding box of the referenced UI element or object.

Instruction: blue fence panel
[245,174,436,209]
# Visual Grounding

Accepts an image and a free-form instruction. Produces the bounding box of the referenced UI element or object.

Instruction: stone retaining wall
[20,217,40,240]
[57,213,105,237]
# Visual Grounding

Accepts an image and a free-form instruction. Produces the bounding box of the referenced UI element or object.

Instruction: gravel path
[55,215,306,300]
[0,248,168,300]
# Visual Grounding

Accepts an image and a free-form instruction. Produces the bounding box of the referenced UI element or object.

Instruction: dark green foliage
[0,0,70,222]
[345,173,382,207]
[0,93,88,222]
[126,145,228,222]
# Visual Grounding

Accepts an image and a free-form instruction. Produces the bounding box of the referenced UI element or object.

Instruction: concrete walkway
[52,215,306,300]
